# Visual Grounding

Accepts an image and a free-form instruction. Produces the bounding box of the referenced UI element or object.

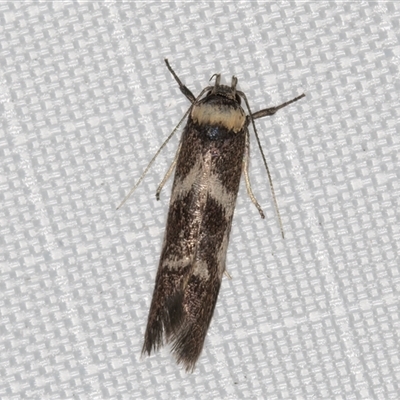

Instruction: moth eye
[235,94,241,104]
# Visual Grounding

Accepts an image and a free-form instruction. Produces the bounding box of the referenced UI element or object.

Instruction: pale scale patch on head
[191,103,246,133]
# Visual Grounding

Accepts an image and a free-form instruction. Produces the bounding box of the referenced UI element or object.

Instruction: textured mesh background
[1,2,399,399]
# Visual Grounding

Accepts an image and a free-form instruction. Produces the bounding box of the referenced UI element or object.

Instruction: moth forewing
[137,59,305,372]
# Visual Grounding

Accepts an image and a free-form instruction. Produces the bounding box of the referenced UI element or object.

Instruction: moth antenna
[243,128,265,219]
[117,77,216,210]
[116,107,191,210]
[224,270,232,280]
[156,140,182,200]
[164,59,196,104]
[238,90,285,239]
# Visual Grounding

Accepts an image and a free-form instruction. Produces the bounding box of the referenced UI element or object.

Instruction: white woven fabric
[1,2,399,399]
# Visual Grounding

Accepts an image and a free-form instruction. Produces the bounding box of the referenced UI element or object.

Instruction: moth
[120,60,305,372]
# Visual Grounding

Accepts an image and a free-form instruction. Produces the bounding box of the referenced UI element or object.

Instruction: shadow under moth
[120,59,305,372]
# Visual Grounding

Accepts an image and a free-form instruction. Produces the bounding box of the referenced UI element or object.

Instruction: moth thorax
[191,102,246,133]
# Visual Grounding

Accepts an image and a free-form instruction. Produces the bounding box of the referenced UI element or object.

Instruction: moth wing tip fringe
[141,288,186,353]
[164,290,186,336]
[141,294,205,372]
[170,333,204,373]
[142,266,221,372]
[169,285,220,372]
[141,322,164,358]
[142,327,199,373]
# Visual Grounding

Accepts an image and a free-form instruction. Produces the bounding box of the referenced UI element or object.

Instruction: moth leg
[224,270,232,280]
[243,128,265,219]
[165,59,196,104]
[239,91,305,239]
[251,93,305,120]
[156,141,182,200]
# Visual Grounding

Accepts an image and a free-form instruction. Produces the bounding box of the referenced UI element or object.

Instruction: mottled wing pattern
[139,60,305,372]
[142,119,246,371]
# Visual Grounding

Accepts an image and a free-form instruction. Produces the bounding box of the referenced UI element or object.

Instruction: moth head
[207,74,242,104]
[191,74,246,133]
